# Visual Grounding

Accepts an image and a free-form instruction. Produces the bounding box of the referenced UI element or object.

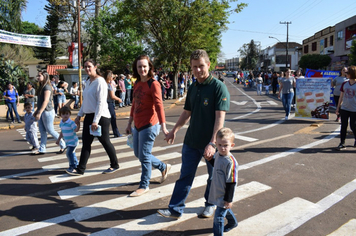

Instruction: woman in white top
[70,82,80,109]
[67,59,119,175]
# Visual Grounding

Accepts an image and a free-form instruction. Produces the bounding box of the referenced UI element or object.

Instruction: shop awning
[47,65,67,75]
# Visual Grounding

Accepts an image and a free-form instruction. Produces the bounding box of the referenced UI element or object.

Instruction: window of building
[324,38,328,47]
[337,30,343,40]
[304,45,309,53]
[330,35,334,46]
[312,42,317,51]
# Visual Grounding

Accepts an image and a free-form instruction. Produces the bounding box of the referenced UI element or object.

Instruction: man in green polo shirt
[158,49,230,219]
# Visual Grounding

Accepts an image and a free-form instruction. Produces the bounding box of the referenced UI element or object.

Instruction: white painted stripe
[58,153,183,199]
[239,128,339,171]
[37,137,128,162]
[267,100,278,105]
[0,214,73,236]
[226,80,261,120]
[231,101,247,105]
[224,198,315,236]
[234,134,258,142]
[267,178,356,236]
[165,121,188,129]
[48,144,182,183]
[327,219,356,236]
[89,181,271,236]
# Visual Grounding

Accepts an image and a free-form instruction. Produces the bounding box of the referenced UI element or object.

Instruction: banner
[0,29,51,48]
[295,78,331,120]
[305,68,339,79]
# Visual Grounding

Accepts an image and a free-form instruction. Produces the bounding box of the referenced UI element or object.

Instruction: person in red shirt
[125,55,171,197]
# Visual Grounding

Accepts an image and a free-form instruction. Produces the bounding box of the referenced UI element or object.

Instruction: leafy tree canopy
[348,39,356,66]
[298,54,332,70]
[0,0,27,32]
[239,39,260,70]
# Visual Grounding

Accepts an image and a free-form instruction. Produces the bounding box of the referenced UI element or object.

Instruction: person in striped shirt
[208,127,238,235]
[56,106,79,173]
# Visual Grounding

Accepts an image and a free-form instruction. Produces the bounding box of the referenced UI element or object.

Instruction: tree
[238,39,260,70]
[120,0,247,98]
[0,54,28,94]
[0,0,27,32]
[348,39,356,66]
[86,2,145,72]
[298,54,332,70]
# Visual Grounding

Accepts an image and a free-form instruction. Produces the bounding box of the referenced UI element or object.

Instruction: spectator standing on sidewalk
[335,66,356,150]
[125,55,170,197]
[70,82,80,109]
[125,74,132,106]
[333,67,349,122]
[24,82,36,111]
[157,49,230,219]
[67,59,120,175]
[3,82,21,123]
[118,74,126,108]
[278,69,295,120]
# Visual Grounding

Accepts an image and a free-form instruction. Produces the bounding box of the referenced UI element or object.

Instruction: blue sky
[22,0,356,60]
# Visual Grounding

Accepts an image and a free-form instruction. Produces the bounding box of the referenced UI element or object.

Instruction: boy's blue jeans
[66,145,78,169]
[213,206,238,236]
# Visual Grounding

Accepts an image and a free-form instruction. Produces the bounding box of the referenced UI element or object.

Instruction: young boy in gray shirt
[24,102,39,153]
[208,127,238,235]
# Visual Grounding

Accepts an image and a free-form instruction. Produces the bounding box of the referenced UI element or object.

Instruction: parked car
[225,71,236,77]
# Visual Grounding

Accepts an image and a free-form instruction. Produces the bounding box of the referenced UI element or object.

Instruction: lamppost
[77,0,82,107]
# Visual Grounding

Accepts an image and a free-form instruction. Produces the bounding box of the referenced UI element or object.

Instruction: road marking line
[267,100,278,105]
[223,197,315,235]
[239,128,339,171]
[231,101,247,105]
[234,134,294,150]
[327,219,356,236]
[89,181,271,236]
[58,155,183,199]
[267,178,356,236]
[165,121,188,128]
[234,134,258,142]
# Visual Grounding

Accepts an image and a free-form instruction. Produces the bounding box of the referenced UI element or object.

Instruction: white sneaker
[285,116,289,120]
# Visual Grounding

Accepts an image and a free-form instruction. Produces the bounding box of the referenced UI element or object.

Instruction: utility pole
[280,21,291,69]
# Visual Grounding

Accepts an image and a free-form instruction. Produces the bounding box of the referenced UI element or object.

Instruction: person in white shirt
[66,59,120,176]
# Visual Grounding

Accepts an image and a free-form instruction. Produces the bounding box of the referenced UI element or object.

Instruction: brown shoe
[161,163,171,183]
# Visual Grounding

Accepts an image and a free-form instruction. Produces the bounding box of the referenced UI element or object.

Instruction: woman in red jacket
[126,55,171,197]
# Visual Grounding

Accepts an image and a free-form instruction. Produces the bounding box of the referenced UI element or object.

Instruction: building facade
[259,42,302,72]
[225,57,241,71]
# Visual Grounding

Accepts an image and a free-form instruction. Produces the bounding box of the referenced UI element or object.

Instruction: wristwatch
[209,142,216,149]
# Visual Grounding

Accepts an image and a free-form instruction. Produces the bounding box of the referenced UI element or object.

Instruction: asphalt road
[0,77,355,236]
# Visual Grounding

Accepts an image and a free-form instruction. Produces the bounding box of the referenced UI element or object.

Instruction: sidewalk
[0,97,184,131]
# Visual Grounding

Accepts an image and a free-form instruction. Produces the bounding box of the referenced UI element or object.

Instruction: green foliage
[348,40,356,66]
[0,0,27,32]
[118,0,247,97]
[298,54,332,70]
[85,3,145,72]
[21,21,42,35]
[239,39,260,70]
[0,54,28,93]
[0,44,35,67]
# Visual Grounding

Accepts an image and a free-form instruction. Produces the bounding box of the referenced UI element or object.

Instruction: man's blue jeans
[168,144,214,216]
[282,92,294,117]
[38,109,65,153]
[213,206,238,236]
[66,145,78,169]
[132,123,166,189]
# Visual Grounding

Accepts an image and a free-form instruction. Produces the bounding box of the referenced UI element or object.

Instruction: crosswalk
[0,123,355,236]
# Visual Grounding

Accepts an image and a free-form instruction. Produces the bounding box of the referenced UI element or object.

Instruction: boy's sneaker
[336,143,346,151]
[66,167,74,173]
[102,167,119,174]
